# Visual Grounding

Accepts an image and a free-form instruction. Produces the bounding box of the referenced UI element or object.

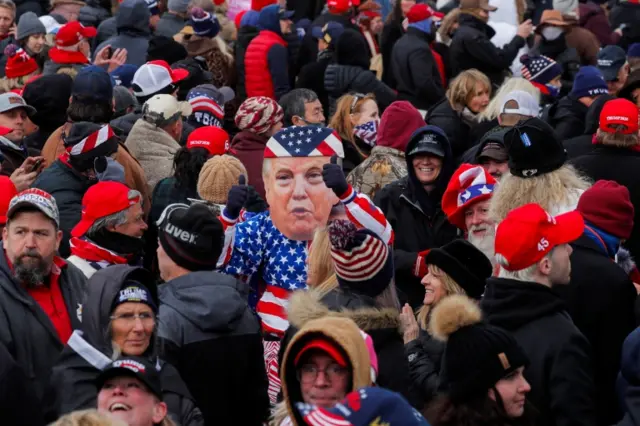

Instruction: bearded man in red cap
[67,181,147,278]
[442,163,497,266]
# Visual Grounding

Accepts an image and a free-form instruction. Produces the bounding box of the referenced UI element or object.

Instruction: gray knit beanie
[168,0,189,13]
[17,12,46,41]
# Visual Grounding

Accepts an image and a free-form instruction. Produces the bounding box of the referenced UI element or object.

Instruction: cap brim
[171,68,189,84]
[550,210,584,247]
[71,218,94,238]
[280,10,295,19]
[95,367,161,399]
[294,340,348,367]
[408,145,445,158]
[0,103,37,117]
[81,26,98,38]
[6,201,57,224]
[478,148,508,162]
[599,67,621,81]
[311,26,323,39]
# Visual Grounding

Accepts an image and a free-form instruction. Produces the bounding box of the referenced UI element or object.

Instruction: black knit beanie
[424,240,492,299]
[431,295,529,403]
[147,35,188,65]
[157,203,223,272]
[22,74,73,131]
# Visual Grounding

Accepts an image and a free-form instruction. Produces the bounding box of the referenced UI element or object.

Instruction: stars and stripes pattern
[521,55,555,81]
[264,125,345,158]
[442,164,498,230]
[296,403,354,426]
[353,120,378,147]
[187,91,225,119]
[331,231,388,282]
[68,124,115,156]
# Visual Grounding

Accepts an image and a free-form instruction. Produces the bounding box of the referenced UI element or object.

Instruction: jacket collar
[458,13,495,38]
[0,135,25,152]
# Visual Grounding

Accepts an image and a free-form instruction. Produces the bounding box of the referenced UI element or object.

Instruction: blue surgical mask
[546,83,561,98]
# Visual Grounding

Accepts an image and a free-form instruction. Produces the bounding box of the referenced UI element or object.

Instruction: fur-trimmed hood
[288,289,402,334]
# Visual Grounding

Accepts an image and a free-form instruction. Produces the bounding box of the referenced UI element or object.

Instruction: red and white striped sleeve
[216,209,238,268]
[339,184,394,245]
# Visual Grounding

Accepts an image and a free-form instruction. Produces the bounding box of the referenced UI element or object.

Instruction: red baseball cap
[406,3,435,23]
[0,177,17,225]
[327,0,358,14]
[294,338,348,367]
[56,22,97,47]
[495,203,584,271]
[71,181,141,238]
[599,98,639,135]
[186,126,230,156]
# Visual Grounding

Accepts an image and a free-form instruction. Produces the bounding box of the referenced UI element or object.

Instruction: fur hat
[197,155,247,204]
[424,240,492,299]
[431,295,528,402]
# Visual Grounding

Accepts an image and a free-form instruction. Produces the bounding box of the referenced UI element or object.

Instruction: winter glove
[413,249,431,278]
[322,155,349,197]
[225,175,249,220]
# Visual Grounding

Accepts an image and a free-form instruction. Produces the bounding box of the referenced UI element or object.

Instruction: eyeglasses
[350,93,366,113]
[110,312,155,325]
[297,364,348,384]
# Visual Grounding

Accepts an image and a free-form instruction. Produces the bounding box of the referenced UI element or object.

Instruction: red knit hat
[4,45,38,79]
[251,0,277,11]
[406,3,434,23]
[577,180,634,239]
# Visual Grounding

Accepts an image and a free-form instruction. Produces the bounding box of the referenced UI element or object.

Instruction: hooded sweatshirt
[158,270,269,426]
[94,0,152,66]
[50,265,203,425]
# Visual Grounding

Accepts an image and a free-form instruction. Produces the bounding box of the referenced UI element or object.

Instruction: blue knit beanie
[628,43,640,59]
[570,66,608,99]
[520,54,562,85]
[189,7,220,38]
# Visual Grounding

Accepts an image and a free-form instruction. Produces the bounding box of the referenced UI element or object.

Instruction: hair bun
[328,219,358,250]
[430,294,482,342]
[4,44,18,58]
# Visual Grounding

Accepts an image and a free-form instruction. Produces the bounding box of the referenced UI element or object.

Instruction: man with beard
[442,164,498,266]
[67,181,147,278]
[0,188,86,420]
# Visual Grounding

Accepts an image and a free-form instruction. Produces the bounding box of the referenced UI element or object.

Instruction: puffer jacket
[245,5,289,100]
[449,13,525,88]
[93,0,151,66]
[0,245,86,422]
[404,328,445,407]
[50,265,204,426]
[31,160,94,258]
[78,0,110,28]
[124,118,180,190]
[158,271,269,425]
[235,24,260,103]
[373,128,458,307]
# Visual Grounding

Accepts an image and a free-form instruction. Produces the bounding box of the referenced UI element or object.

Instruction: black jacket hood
[481,277,567,331]
[335,28,370,69]
[159,271,249,333]
[81,265,157,356]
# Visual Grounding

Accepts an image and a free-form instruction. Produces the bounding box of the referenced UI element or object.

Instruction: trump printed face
[264,156,339,241]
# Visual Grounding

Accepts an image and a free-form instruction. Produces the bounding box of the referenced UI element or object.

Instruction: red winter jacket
[244,30,287,100]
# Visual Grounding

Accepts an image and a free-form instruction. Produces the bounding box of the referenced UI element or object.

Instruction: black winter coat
[531,36,580,96]
[427,98,473,159]
[554,235,636,425]
[572,145,640,263]
[324,63,396,117]
[51,266,203,426]
[0,246,86,422]
[482,278,597,426]
[380,20,403,88]
[31,160,94,258]
[609,2,640,49]
[158,271,270,426]
[235,25,260,103]
[0,342,45,425]
[297,50,334,116]
[449,14,525,88]
[404,329,445,407]
[391,27,445,111]
[562,94,614,160]
[542,95,588,141]
[373,134,458,307]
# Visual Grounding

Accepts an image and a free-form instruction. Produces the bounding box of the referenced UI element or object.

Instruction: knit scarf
[584,222,620,258]
[70,237,129,269]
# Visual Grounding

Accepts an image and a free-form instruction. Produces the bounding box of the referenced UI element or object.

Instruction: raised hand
[322,154,349,197]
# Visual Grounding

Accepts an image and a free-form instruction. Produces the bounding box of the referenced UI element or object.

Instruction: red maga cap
[186,126,230,156]
[599,98,639,135]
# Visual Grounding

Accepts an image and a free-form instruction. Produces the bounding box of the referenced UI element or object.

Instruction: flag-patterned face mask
[353,119,379,148]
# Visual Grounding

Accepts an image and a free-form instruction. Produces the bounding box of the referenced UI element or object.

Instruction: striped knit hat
[234,96,283,136]
[520,54,562,85]
[64,122,119,171]
[189,7,220,38]
[328,219,394,298]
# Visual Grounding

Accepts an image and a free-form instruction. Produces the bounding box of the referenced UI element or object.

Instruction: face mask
[541,26,563,41]
[545,83,561,98]
[353,119,379,147]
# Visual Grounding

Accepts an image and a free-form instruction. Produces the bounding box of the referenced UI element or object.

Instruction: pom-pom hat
[495,203,584,271]
[431,295,528,402]
[265,125,345,158]
[442,164,497,231]
[4,45,38,79]
[328,219,393,298]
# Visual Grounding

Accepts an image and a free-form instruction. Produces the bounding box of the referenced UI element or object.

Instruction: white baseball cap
[132,60,189,97]
[142,94,193,126]
[500,90,539,118]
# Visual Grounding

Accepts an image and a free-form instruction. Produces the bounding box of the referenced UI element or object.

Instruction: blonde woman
[329,92,380,174]
[399,239,492,405]
[49,410,128,426]
[475,76,540,129]
[427,69,491,158]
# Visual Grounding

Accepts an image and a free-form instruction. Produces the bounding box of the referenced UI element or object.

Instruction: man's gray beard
[13,251,49,289]
[467,225,496,267]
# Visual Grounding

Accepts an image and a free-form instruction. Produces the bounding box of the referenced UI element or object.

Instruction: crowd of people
[1,0,640,424]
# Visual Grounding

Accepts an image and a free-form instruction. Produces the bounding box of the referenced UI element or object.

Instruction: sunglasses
[350,93,366,113]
